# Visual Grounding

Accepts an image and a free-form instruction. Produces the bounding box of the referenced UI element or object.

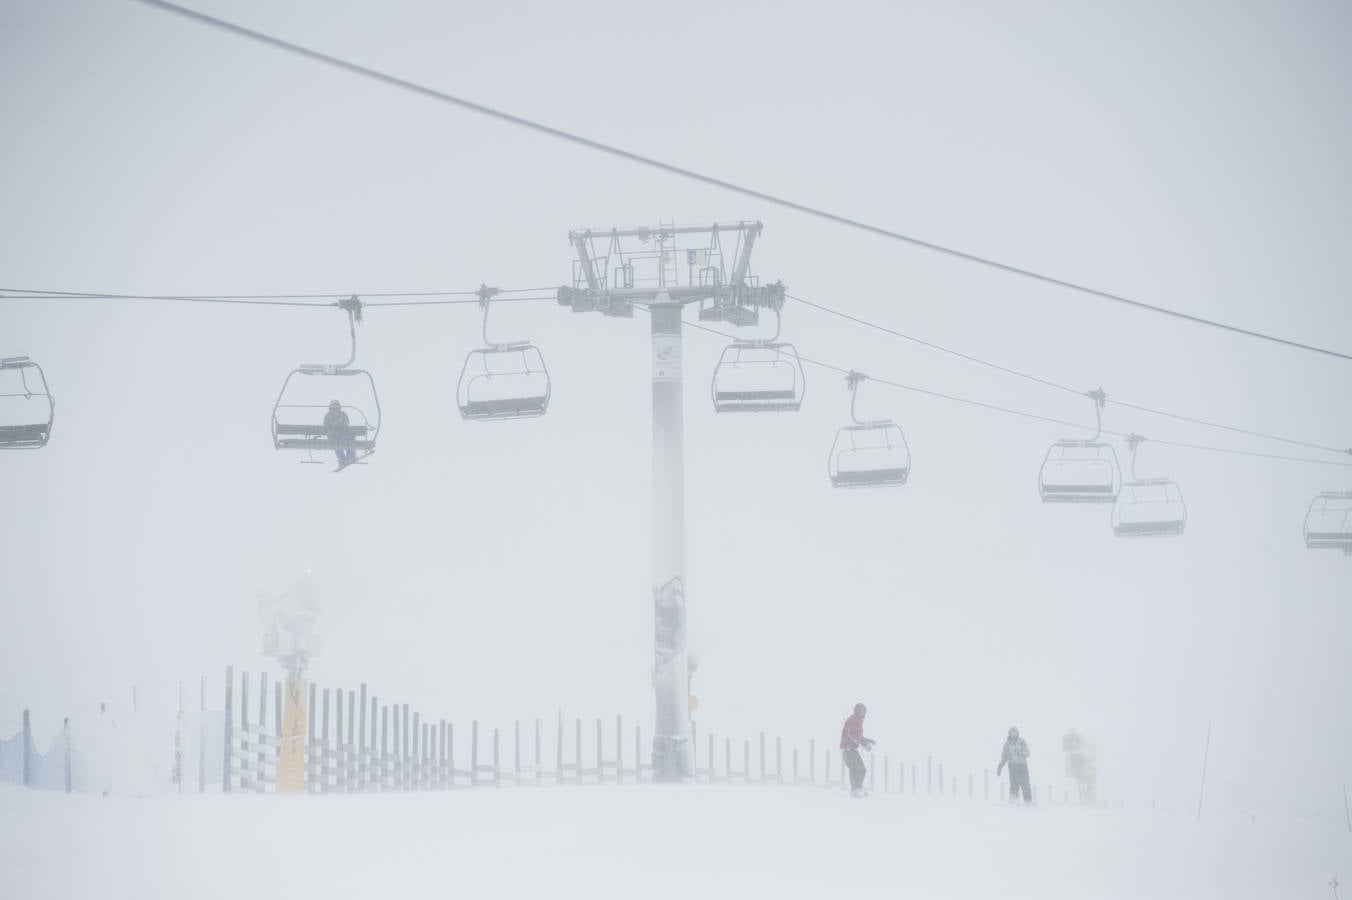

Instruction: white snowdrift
[2,783,1347,899]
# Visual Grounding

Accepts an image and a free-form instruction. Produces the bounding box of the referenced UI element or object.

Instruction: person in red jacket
[840,703,875,797]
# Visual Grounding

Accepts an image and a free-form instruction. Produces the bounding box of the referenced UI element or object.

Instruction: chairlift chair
[710,308,805,413]
[1038,389,1121,503]
[457,285,551,421]
[1114,432,1189,532]
[0,356,54,449]
[271,297,381,465]
[1303,491,1352,552]
[1111,435,1187,537]
[828,372,910,488]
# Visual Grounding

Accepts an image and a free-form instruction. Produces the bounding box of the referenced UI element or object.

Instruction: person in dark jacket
[997,726,1033,805]
[840,703,875,798]
[323,400,356,468]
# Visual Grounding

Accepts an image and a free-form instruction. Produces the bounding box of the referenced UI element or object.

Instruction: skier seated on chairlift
[840,702,876,798]
[997,726,1033,806]
[324,399,356,468]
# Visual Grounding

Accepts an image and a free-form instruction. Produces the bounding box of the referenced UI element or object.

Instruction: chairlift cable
[680,316,1352,469]
[128,0,1352,364]
[787,292,1352,457]
[0,287,558,307]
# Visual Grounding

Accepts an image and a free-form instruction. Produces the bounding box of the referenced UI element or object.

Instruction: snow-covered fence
[214,667,1077,805]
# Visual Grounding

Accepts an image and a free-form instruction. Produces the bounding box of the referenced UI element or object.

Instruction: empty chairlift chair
[828,371,910,488]
[710,308,805,413]
[0,356,54,449]
[457,285,551,421]
[1111,434,1187,538]
[1038,389,1121,503]
[271,297,381,466]
[1303,491,1352,552]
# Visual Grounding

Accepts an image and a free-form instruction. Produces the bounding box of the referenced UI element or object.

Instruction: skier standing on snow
[840,703,875,798]
[997,726,1033,805]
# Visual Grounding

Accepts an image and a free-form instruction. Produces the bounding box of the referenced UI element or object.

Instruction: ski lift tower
[557,222,785,781]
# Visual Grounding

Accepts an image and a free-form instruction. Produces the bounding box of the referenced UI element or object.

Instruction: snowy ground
[1,784,1346,899]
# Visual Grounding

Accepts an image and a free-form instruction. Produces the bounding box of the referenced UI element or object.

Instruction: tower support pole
[650,297,690,781]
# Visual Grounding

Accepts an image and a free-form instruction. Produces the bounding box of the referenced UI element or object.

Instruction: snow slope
[0,783,1345,899]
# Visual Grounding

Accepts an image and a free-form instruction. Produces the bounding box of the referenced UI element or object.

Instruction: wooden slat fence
[217,667,1074,804]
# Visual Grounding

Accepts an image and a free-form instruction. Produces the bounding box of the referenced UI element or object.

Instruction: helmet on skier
[1008,726,1019,740]
[329,400,341,411]
[854,703,867,715]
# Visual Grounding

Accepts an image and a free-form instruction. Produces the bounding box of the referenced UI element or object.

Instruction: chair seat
[276,438,377,451]
[1114,520,1186,537]
[274,424,369,437]
[831,468,909,487]
[0,423,49,446]
[461,396,548,419]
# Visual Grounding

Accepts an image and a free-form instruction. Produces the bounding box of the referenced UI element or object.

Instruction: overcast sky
[2,0,1350,817]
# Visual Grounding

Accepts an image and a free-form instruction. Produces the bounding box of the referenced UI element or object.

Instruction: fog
[2,0,1350,839]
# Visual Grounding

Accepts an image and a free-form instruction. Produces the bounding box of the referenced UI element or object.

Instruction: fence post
[21,709,32,788]
[258,674,269,793]
[793,747,799,783]
[438,720,447,789]
[471,720,479,788]
[390,704,399,790]
[259,673,269,732]
[347,691,356,789]
[240,671,250,791]
[402,704,410,790]
[335,689,346,793]
[222,667,233,794]
[493,727,501,788]
[63,717,72,793]
[173,682,184,794]
[357,686,368,792]
[411,711,421,790]
[307,682,317,793]
[322,689,332,794]
[910,763,916,794]
[368,697,378,791]
[380,706,389,792]
[199,676,207,795]
[574,718,582,784]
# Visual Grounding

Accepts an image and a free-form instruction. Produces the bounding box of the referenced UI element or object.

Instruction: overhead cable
[786,293,1352,457]
[129,0,1352,363]
[679,317,1352,470]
